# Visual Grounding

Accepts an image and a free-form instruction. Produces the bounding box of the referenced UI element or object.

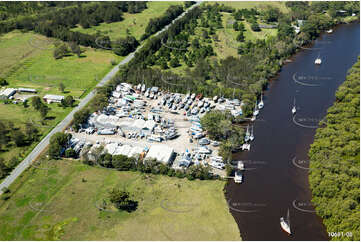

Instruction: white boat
[253,103,259,116]
[292,98,297,115]
[280,209,291,235]
[258,94,264,109]
[237,161,245,170]
[249,126,254,141]
[314,54,322,65]
[241,143,250,151]
[234,170,243,183]
[244,125,250,142]
[327,29,333,34]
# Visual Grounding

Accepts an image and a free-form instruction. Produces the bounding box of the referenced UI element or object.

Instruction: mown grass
[0,101,72,162]
[0,160,240,240]
[72,2,184,41]
[0,30,121,165]
[1,30,122,98]
[217,1,289,13]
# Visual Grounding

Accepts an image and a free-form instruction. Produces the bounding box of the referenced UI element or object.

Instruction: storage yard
[67,82,246,176]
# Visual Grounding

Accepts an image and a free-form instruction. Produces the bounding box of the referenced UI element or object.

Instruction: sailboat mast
[287,209,290,229]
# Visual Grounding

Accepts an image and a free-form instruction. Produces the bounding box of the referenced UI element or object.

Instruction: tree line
[0,120,39,179]
[0,2,147,56]
[308,59,360,241]
[141,5,185,40]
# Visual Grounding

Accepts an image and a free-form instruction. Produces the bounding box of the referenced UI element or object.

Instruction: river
[225,21,360,241]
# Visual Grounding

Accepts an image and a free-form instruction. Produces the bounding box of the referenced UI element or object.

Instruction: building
[43,94,64,104]
[0,88,16,99]
[18,88,37,93]
[150,86,159,94]
[145,144,174,164]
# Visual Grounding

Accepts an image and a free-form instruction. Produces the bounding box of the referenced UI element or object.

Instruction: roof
[133,119,146,130]
[143,120,156,130]
[145,144,174,164]
[1,88,16,97]
[43,94,64,100]
[18,88,37,93]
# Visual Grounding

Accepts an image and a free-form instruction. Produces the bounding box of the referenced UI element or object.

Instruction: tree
[53,43,70,59]
[68,41,81,57]
[0,78,8,86]
[23,99,28,108]
[0,158,9,179]
[25,122,38,142]
[64,148,76,158]
[62,95,74,107]
[39,104,50,120]
[48,132,71,159]
[31,96,43,110]
[233,21,239,31]
[59,82,65,93]
[236,31,245,42]
[250,21,261,32]
[169,57,180,68]
[11,130,26,147]
[108,188,137,212]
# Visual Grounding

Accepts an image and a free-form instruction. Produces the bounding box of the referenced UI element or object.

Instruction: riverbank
[225,21,360,240]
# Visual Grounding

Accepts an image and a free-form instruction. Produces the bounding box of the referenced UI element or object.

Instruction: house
[0,88,16,99]
[43,94,64,104]
[145,144,174,164]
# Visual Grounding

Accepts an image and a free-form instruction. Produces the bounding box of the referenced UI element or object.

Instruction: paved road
[0,2,201,194]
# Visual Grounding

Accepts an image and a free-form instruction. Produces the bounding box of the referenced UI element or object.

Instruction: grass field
[217,1,289,13]
[1,30,122,98]
[0,101,72,162]
[72,2,184,41]
[0,159,240,240]
[0,30,121,166]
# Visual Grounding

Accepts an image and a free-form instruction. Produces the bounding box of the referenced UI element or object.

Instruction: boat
[244,125,250,142]
[292,98,297,115]
[253,103,259,116]
[241,143,250,151]
[327,29,333,34]
[234,170,243,183]
[237,160,245,170]
[314,54,322,65]
[258,94,264,109]
[249,126,254,141]
[280,208,291,235]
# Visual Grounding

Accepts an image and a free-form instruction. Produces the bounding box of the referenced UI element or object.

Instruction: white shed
[145,144,174,164]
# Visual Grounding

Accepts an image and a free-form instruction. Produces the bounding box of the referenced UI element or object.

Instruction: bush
[0,78,8,86]
[64,148,77,158]
[1,187,10,194]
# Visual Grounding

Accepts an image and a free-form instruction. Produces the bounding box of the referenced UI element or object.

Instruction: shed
[150,86,159,93]
[133,119,146,130]
[18,88,37,93]
[143,120,156,132]
[0,88,16,98]
[145,144,174,164]
[43,94,64,104]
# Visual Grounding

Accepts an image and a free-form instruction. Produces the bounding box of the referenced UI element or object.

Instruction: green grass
[216,1,289,13]
[0,101,72,163]
[1,30,122,98]
[72,2,184,41]
[0,160,240,240]
[0,30,122,164]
